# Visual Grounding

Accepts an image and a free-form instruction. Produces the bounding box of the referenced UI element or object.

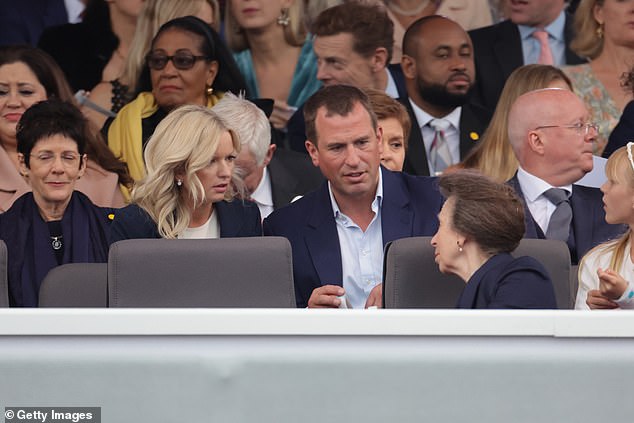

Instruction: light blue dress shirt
[518,11,566,66]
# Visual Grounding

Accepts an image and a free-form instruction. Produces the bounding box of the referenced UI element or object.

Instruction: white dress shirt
[409,99,462,173]
[249,167,274,220]
[516,167,572,234]
[328,172,384,309]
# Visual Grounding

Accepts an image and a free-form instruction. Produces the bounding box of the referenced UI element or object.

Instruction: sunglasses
[146,52,209,70]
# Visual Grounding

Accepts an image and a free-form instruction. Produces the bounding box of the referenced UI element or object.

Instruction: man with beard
[400,16,491,176]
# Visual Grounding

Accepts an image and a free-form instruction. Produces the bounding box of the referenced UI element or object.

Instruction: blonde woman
[454,65,572,182]
[109,104,261,242]
[226,0,320,129]
[576,145,632,309]
[564,0,634,155]
[83,0,221,129]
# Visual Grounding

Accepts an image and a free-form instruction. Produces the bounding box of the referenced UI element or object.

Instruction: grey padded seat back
[108,237,295,307]
[39,263,108,307]
[0,240,8,307]
[383,237,572,309]
[513,239,572,309]
[383,236,464,308]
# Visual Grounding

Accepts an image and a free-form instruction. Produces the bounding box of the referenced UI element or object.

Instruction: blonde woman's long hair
[458,64,572,182]
[570,0,603,60]
[121,0,220,93]
[225,0,307,52]
[132,104,241,239]
[583,146,634,271]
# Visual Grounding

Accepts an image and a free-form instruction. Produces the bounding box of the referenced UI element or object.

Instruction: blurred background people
[365,88,410,172]
[212,93,322,219]
[83,0,220,129]
[576,144,634,309]
[469,0,584,113]
[565,0,634,155]
[109,104,261,242]
[0,45,131,211]
[400,15,490,176]
[454,64,572,182]
[106,16,246,183]
[605,67,634,158]
[225,0,320,131]
[0,0,69,47]
[0,100,113,307]
[431,169,557,309]
[38,0,144,93]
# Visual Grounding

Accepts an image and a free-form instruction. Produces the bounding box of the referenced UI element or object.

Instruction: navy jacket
[109,201,262,244]
[604,100,634,158]
[456,253,557,309]
[263,167,442,307]
[508,175,625,264]
[468,14,585,113]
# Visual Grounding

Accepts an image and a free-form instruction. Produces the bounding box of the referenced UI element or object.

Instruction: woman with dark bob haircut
[0,100,113,307]
[431,169,557,309]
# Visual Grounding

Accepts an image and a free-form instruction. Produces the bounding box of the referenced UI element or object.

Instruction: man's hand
[308,285,345,308]
[364,284,383,308]
[270,100,296,130]
[598,268,628,300]
[586,289,619,309]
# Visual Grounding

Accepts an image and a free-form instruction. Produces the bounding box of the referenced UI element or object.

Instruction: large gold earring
[596,22,604,39]
[277,8,290,26]
[206,86,214,97]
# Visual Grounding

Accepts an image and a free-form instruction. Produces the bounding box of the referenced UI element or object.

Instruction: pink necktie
[533,30,554,65]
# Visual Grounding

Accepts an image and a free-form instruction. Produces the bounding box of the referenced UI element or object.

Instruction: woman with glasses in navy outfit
[106,16,246,185]
[0,100,113,307]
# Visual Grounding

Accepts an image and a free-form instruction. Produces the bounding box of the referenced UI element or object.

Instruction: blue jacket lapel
[381,167,414,245]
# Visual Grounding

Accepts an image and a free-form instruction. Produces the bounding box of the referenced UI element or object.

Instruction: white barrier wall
[1,309,633,423]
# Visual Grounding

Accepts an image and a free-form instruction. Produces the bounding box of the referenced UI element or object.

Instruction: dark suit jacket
[286,64,409,153]
[508,175,625,264]
[268,149,323,209]
[400,98,491,176]
[604,100,634,158]
[456,253,557,309]
[468,14,586,112]
[0,0,67,47]
[263,167,442,307]
[109,201,262,244]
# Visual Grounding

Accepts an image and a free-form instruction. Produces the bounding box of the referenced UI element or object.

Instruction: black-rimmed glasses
[146,52,209,70]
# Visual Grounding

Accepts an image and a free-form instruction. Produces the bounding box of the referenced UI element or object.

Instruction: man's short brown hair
[304,85,378,146]
[311,3,394,63]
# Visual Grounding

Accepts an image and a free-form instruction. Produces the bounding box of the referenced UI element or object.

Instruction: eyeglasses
[534,122,599,136]
[30,152,81,167]
[146,52,209,70]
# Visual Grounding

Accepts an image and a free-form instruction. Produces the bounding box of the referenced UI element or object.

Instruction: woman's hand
[598,268,628,300]
[270,100,296,130]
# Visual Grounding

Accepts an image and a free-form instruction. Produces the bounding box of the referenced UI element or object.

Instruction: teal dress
[233,36,321,108]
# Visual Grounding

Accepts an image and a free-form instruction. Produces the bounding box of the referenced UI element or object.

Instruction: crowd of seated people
[1,1,633,309]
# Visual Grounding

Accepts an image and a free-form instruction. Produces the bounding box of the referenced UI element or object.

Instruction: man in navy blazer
[400,16,491,177]
[264,85,442,308]
[507,88,624,264]
[469,0,585,112]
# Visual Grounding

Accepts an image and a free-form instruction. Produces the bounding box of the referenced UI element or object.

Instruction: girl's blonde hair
[132,105,242,238]
[225,0,307,52]
[121,0,220,93]
[458,64,572,182]
[589,146,634,271]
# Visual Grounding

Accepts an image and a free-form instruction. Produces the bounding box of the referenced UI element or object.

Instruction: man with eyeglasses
[507,88,625,264]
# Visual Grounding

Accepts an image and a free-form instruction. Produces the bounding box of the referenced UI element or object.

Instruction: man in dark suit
[469,0,586,112]
[213,94,323,220]
[264,85,442,308]
[507,88,624,264]
[400,15,491,176]
[286,2,408,153]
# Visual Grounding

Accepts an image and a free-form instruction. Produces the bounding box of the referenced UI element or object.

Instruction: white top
[408,99,461,173]
[576,239,634,309]
[250,166,274,220]
[180,210,220,239]
[516,167,572,234]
